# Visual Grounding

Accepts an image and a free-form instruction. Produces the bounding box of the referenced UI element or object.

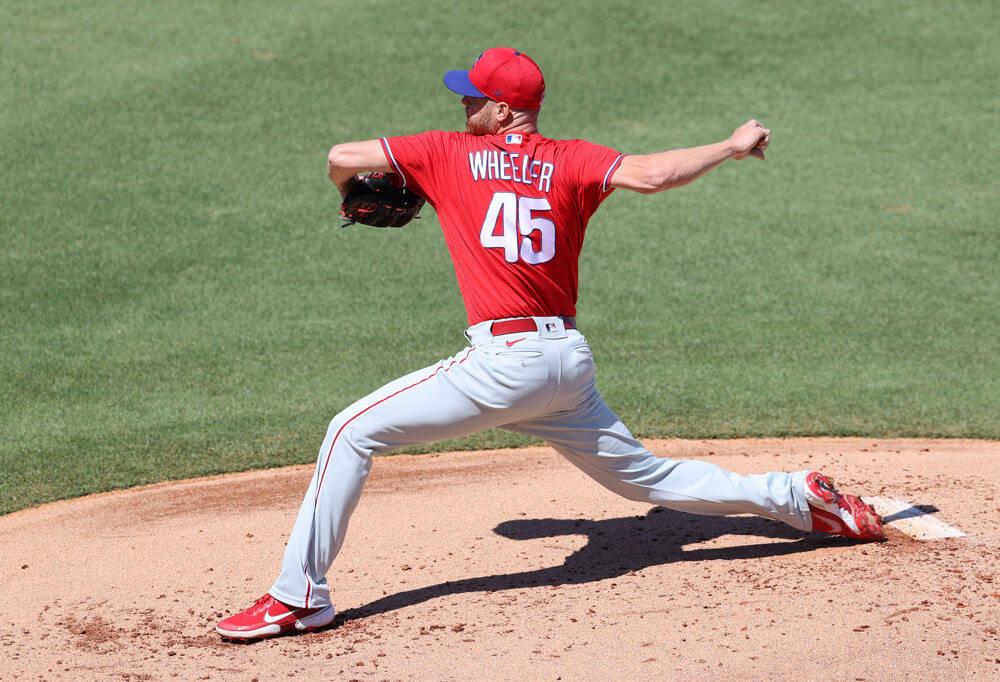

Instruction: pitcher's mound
[3,438,999,679]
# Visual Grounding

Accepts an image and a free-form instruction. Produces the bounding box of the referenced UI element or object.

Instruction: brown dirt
[3,437,1000,680]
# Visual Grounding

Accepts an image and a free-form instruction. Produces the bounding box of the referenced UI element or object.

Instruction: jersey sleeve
[566,140,626,214]
[379,131,452,206]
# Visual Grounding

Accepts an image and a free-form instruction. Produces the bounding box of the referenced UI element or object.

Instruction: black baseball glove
[339,172,425,228]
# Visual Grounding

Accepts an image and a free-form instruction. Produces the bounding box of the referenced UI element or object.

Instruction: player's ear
[495,101,512,124]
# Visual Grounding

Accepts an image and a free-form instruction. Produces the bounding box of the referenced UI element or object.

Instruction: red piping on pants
[303,347,475,605]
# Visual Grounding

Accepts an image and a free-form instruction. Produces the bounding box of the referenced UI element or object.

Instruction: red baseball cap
[443,47,546,110]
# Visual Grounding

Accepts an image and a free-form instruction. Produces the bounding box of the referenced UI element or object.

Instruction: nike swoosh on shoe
[262,609,294,624]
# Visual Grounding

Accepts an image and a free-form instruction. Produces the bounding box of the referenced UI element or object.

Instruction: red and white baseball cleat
[215,594,336,640]
[805,472,885,541]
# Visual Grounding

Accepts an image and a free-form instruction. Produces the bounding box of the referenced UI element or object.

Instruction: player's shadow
[333,507,860,627]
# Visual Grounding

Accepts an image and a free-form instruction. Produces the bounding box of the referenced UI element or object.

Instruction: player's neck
[497,122,538,135]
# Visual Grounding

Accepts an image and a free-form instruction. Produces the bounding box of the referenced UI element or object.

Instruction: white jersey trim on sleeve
[380,137,407,187]
[601,154,626,193]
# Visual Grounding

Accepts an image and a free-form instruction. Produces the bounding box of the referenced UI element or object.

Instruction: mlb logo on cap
[544,322,556,332]
[505,134,522,144]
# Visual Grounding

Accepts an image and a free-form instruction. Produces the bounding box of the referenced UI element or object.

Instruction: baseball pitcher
[216,47,884,639]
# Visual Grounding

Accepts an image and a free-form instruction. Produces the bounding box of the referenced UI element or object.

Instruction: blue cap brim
[443,70,486,98]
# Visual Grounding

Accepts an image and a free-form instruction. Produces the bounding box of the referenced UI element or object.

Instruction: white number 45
[479,192,555,264]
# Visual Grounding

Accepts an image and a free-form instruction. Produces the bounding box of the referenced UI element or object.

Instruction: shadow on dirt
[333,507,862,627]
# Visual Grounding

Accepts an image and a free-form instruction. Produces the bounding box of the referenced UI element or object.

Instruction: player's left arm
[610,119,770,194]
[327,140,393,197]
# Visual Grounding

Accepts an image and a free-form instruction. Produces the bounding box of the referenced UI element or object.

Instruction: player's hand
[729,119,770,161]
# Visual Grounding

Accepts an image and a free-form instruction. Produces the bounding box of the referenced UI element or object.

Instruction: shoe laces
[249,594,275,614]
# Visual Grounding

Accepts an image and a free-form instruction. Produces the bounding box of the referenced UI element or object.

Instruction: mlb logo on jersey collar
[505,133,523,145]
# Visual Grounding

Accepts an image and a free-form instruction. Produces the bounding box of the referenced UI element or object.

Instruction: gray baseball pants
[269,317,812,608]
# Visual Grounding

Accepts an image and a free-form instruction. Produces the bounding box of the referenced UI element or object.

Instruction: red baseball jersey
[380,131,624,325]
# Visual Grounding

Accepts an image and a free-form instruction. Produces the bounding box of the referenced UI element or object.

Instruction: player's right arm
[327,140,393,197]
[609,120,770,194]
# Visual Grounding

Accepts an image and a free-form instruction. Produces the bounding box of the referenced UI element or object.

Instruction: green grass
[2,0,998,513]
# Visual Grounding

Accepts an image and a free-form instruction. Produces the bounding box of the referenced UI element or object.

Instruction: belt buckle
[536,317,567,339]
